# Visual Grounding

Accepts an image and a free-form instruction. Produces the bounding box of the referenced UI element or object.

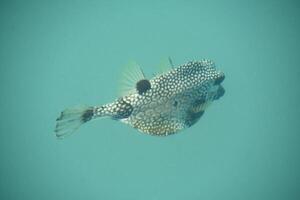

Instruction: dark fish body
[55,59,225,138]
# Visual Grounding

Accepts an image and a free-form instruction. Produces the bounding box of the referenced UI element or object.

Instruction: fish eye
[173,100,178,107]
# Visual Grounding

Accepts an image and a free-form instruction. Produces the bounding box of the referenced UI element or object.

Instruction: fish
[55,59,225,139]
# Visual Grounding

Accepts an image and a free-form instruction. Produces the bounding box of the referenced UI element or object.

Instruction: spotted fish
[55,59,225,138]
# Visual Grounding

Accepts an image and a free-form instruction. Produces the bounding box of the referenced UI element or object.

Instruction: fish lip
[215,85,225,100]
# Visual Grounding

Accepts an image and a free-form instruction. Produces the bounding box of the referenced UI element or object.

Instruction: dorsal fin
[157,57,174,74]
[118,61,146,96]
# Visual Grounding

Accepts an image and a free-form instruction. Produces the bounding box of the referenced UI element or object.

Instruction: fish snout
[214,73,225,85]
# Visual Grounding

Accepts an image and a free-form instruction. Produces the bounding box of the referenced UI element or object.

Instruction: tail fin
[55,105,94,139]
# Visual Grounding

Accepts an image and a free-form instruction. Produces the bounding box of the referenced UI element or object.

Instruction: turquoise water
[1,0,300,199]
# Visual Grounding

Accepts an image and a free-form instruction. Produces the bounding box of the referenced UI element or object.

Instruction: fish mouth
[213,72,225,100]
[215,85,225,100]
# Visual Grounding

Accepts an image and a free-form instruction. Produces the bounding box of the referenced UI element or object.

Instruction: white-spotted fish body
[55,59,225,138]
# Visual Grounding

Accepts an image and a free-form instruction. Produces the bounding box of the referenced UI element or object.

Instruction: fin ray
[118,61,145,96]
[157,56,174,74]
[55,105,93,139]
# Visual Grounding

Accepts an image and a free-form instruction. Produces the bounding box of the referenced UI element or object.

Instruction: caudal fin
[55,105,94,139]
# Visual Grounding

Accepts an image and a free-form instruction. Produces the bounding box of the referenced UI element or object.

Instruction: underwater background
[1,0,299,199]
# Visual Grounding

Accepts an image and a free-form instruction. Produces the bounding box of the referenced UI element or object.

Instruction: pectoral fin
[191,99,211,113]
[157,57,174,74]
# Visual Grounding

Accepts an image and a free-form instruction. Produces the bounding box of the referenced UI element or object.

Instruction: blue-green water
[1,1,300,199]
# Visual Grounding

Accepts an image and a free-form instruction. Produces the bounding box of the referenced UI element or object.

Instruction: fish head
[191,60,224,82]
[196,60,225,100]
[178,60,225,89]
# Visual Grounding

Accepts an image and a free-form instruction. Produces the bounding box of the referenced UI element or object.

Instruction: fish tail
[55,102,124,139]
[55,105,98,139]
